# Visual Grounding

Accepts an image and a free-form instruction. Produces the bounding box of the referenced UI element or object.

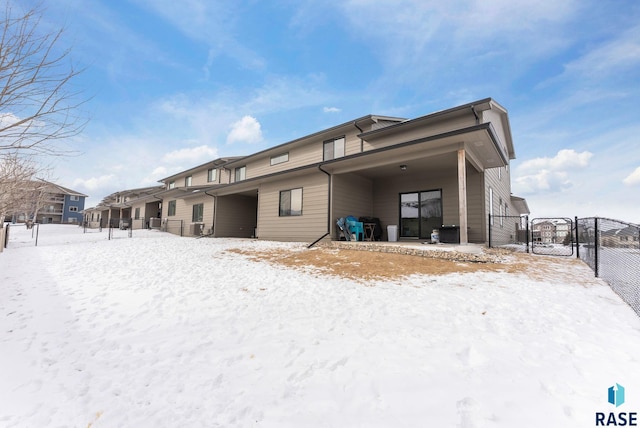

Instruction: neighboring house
[601,226,640,249]
[84,185,164,229]
[531,219,570,244]
[93,98,529,244]
[11,180,87,224]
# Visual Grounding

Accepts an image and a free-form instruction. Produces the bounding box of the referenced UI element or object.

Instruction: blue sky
[23,0,640,221]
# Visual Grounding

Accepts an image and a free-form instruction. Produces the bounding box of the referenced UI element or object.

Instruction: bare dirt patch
[225,246,596,284]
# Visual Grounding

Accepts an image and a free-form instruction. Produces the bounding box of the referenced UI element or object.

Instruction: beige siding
[234,129,363,183]
[257,173,328,241]
[485,166,518,243]
[215,194,257,238]
[332,174,374,239]
[163,194,214,236]
[363,115,477,152]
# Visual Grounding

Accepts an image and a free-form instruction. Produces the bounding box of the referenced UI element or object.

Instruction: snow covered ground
[1,224,640,427]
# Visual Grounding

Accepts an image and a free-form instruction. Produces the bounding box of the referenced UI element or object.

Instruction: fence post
[180,220,184,237]
[488,214,492,248]
[525,215,529,253]
[594,217,599,277]
[574,216,579,259]
[35,223,40,247]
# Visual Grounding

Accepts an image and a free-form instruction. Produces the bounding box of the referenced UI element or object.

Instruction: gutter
[308,164,331,248]
[204,189,216,236]
[471,105,480,124]
[354,120,364,152]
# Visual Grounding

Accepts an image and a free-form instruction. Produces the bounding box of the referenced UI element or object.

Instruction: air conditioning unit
[189,223,204,236]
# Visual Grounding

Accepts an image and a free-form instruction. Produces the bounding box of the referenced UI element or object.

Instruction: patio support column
[457,148,469,245]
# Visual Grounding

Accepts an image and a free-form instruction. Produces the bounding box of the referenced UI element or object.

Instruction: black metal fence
[576,217,640,317]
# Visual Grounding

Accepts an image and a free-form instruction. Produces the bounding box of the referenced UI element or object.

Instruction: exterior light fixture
[400,164,407,171]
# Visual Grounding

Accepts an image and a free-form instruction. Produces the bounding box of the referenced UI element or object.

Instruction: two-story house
[94,98,528,244]
[176,98,528,244]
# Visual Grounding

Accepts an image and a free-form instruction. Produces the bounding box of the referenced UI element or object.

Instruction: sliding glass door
[400,190,442,238]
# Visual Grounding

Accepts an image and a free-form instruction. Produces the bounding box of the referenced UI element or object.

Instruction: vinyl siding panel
[257,173,328,241]
[163,194,214,236]
[332,174,374,239]
[235,130,363,182]
[485,166,517,243]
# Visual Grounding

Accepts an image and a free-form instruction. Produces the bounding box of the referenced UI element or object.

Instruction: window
[69,206,78,212]
[168,200,176,216]
[185,176,192,187]
[70,195,79,201]
[168,181,175,189]
[270,152,289,166]
[192,203,204,222]
[489,188,494,225]
[207,168,217,182]
[499,197,504,227]
[279,188,302,216]
[235,166,246,181]
[323,136,345,161]
[134,208,140,220]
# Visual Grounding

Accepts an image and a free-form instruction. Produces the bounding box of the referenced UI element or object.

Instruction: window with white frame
[235,166,246,181]
[323,136,345,161]
[207,168,217,182]
[70,195,79,201]
[270,152,289,166]
[168,200,176,216]
[279,188,302,216]
[185,176,192,186]
[134,208,140,219]
[168,181,175,189]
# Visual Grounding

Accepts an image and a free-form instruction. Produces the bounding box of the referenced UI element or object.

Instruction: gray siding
[332,174,374,239]
[215,194,257,238]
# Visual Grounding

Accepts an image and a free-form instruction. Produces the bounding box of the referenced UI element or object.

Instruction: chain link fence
[577,217,640,317]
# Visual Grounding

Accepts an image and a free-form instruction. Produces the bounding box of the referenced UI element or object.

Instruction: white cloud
[514,149,593,195]
[73,174,116,192]
[559,24,640,80]
[323,107,341,113]
[161,145,218,164]
[226,116,263,144]
[623,167,640,186]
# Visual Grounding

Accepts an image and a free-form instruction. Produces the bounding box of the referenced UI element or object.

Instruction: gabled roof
[159,157,242,183]
[222,115,406,169]
[37,179,88,198]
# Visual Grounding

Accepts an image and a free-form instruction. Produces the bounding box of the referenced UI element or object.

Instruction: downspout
[204,190,216,236]
[471,105,480,125]
[354,120,365,152]
[308,164,331,248]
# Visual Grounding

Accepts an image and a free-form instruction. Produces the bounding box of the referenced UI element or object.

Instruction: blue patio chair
[345,215,364,241]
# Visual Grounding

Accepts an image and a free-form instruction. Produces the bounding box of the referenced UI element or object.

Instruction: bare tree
[0,152,38,223]
[0,2,86,156]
